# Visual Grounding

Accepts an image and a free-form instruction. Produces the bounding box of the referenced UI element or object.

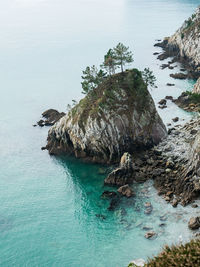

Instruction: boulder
[158,99,167,105]
[117,185,134,198]
[170,73,187,80]
[46,70,167,163]
[172,117,179,122]
[104,153,133,186]
[188,217,200,230]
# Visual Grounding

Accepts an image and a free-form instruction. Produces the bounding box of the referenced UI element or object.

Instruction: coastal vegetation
[81,43,155,96]
[46,43,166,163]
[128,239,200,267]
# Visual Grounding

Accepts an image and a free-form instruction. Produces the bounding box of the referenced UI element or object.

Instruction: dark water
[0,0,199,266]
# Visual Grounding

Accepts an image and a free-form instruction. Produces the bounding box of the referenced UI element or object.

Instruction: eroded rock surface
[155,6,200,86]
[46,70,167,163]
[37,109,65,127]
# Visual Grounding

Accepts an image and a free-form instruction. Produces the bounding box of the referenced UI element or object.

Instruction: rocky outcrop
[46,70,167,163]
[37,109,65,127]
[154,119,200,206]
[104,153,134,186]
[155,6,200,83]
[193,77,200,94]
[117,184,134,198]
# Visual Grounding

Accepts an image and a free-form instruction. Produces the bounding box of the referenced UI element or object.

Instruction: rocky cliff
[193,77,200,94]
[46,69,167,163]
[164,6,200,72]
[155,6,200,85]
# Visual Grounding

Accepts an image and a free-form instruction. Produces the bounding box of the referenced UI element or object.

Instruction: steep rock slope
[46,70,167,163]
[193,77,200,94]
[165,6,200,72]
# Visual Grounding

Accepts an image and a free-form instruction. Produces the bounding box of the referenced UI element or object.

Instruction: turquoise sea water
[0,0,199,266]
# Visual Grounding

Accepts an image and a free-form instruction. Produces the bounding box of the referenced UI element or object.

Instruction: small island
[46,43,167,163]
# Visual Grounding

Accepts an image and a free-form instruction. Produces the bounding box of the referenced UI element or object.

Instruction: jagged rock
[117,184,134,198]
[191,204,198,208]
[104,153,133,186]
[104,167,133,186]
[172,199,178,207]
[37,109,65,127]
[159,105,167,109]
[170,73,187,80]
[190,129,198,135]
[120,152,133,169]
[193,77,200,94]
[46,70,167,163]
[157,6,200,87]
[158,99,167,105]
[172,117,179,122]
[188,217,200,230]
[37,119,45,127]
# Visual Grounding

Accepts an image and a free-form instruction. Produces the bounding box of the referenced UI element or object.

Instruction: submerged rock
[46,70,167,163]
[145,231,157,239]
[101,191,117,199]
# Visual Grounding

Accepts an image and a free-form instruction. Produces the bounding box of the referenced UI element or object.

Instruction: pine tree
[101,49,117,76]
[142,68,156,89]
[113,43,134,72]
[81,65,106,95]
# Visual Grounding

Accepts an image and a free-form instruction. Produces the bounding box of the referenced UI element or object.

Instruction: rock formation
[46,70,167,163]
[155,6,200,87]
[193,77,200,94]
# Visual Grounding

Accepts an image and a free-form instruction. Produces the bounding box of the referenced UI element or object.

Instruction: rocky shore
[103,118,200,208]
[154,6,200,85]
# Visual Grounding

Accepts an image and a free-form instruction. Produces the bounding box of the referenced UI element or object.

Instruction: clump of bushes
[146,239,200,266]
[128,239,200,267]
[186,91,200,104]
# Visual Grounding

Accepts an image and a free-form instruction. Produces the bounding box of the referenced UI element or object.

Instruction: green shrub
[146,239,200,267]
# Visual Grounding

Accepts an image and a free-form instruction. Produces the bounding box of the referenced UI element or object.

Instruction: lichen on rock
[46,69,167,163]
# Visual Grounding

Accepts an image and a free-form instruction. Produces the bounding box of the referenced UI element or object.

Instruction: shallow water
[0,0,199,266]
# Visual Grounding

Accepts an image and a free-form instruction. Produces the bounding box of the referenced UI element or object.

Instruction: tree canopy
[142,68,156,89]
[113,43,134,72]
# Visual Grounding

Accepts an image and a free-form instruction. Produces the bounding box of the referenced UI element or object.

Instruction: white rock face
[46,71,167,163]
[130,258,145,266]
[193,77,200,94]
[167,6,200,69]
